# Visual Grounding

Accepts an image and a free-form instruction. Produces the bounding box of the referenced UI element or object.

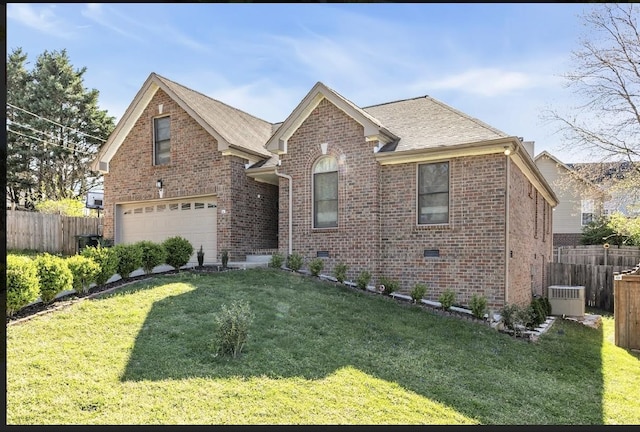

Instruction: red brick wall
[103,88,277,260]
[507,159,554,306]
[380,155,508,309]
[277,98,380,280]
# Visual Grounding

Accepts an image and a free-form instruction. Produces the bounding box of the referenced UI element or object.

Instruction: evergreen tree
[6,48,115,209]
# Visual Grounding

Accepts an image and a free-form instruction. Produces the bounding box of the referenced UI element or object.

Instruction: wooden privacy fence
[6,210,101,256]
[555,245,640,267]
[547,263,629,312]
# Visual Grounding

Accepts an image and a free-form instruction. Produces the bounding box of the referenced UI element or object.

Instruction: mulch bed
[6,265,230,325]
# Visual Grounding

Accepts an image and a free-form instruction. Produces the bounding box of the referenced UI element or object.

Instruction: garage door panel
[117,197,216,265]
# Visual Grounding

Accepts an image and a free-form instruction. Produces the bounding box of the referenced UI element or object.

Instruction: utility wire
[7,128,96,156]
[7,102,107,143]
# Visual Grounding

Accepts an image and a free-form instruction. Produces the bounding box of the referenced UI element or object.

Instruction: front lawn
[6,268,640,424]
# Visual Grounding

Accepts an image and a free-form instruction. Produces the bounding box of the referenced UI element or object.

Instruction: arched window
[313,156,338,228]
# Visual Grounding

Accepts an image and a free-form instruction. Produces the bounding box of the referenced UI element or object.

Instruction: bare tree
[543,4,639,188]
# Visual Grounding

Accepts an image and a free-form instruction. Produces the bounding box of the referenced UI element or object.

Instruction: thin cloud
[81,3,145,42]
[7,4,75,38]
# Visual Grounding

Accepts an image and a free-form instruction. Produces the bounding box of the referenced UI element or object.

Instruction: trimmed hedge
[137,240,167,274]
[7,255,40,316]
[66,255,100,294]
[82,245,119,286]
[113,243,143,279]
[34,253,73,304]
[162,236,194,270]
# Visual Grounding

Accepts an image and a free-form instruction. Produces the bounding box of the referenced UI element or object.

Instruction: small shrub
[356,270,371,290]
[136,240,167,274]
[469,294,488,319]
[221,250,229,268]
[438,289,456,311]
[500,303,531,336]
[82,244,119,286]
[162,236,194,270]
[410,283,427,303]
[213,300,255,358]
[542,296,552,316]
[530,297,547,327]
[7,255,40,316]
[309,258,324,276]
[269,252,285,269]
[333,263,348,283]
[378,276,399,295]
[286,253,304,272]
[113,243,143,279]
[66,255,100,294]
[34,253,73,304]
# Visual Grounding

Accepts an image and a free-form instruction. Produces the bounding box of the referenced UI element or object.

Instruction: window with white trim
[418,161,449,225]
[581,199,595,226]
[313,156,338,228]
[154,116,170,165]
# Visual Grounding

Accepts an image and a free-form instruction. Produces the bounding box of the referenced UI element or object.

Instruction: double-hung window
[418,161,449,225]
[581,199,595,226]
[313,156,338,228]
[154,116,170,165]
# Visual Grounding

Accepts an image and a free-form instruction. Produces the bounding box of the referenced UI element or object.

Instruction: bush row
[6,236,194,317]
[269,252,489,314]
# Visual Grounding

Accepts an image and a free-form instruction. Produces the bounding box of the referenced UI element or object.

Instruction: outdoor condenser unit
[548,285,585,317]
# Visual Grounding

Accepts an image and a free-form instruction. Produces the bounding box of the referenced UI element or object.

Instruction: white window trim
[312,155,339,229]
[416,160,451,226]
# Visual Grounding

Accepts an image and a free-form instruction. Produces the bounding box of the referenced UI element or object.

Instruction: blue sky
[7,3,599,163]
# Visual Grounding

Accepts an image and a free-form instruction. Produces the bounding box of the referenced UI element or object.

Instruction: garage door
[116,196,217,265]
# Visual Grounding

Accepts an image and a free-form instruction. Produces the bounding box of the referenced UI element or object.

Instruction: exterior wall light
[156,179,164,198]
[504,146,512,156]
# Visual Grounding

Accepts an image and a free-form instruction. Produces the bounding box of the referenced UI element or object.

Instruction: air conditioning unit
[548,285,585,317]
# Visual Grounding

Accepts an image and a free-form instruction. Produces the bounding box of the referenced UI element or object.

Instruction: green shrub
[286,253,304,272]
[162,236,194,270]
[542,296,552,316]
[34,253,73,304]
[499,303,532,336]
[309,258,324,276]
[213,300,255,358]
[438,289,456,311]
[136,240,167,274]
[221,250,229,269]
[82,244,119,286]
[529,297,547,327]
[469,294,488,319]
[66,255,100,294]
[333,263,348,283]
[356,270,371,290]
[112,243,143,279]
[410,284,427,303]
[7,255,40,316]
[269,252,285,269]
[378,276,399,295]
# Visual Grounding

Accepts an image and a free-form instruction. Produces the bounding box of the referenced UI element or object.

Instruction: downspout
[504,153,511,307]
[274,166,293,256]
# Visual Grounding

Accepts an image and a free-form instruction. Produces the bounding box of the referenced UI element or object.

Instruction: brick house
[93,73,558,309]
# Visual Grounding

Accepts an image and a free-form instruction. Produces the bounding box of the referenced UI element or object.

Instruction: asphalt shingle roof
[363,96,508,152]
[155,74,273,157]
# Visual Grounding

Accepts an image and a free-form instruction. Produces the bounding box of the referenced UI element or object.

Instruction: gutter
[505,153,511,306]
[274,166,293,256]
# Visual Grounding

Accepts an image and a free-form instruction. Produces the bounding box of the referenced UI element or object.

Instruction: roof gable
[534,150,604,194]
[92,73,272,172]
[265,82,398,154]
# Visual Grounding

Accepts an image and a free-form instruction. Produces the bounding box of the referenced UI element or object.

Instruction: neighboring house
[534,151,607,247]
[93,73,558,310]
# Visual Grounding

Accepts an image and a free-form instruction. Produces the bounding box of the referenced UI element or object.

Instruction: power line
[7,102,107,143]
[7,128,96,156]
[8,118,99,150]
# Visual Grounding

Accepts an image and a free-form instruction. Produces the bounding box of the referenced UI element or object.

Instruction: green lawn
[6,268,640,425]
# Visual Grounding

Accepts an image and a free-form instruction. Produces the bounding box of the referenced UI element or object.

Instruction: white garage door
[116,196,217,265]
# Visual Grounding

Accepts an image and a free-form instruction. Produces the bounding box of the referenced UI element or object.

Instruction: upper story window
[154,116,170,165]
[418,161,449,225]
[313,156,338,228]
[581,199,595,226]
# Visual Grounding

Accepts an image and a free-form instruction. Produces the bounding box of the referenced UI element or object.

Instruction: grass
[6,268,640,425]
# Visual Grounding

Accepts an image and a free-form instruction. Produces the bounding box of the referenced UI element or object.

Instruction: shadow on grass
[118,270,605,424]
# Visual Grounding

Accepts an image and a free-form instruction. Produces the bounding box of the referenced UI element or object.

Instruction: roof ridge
[362,95,430,109]
[154,73,275,126]
[425,95,508,137]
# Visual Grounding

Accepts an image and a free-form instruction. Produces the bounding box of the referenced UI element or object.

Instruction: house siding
[507,159,553,305]
[380,155,507,309]
[103,88,277,260]
[277,98,381,280]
